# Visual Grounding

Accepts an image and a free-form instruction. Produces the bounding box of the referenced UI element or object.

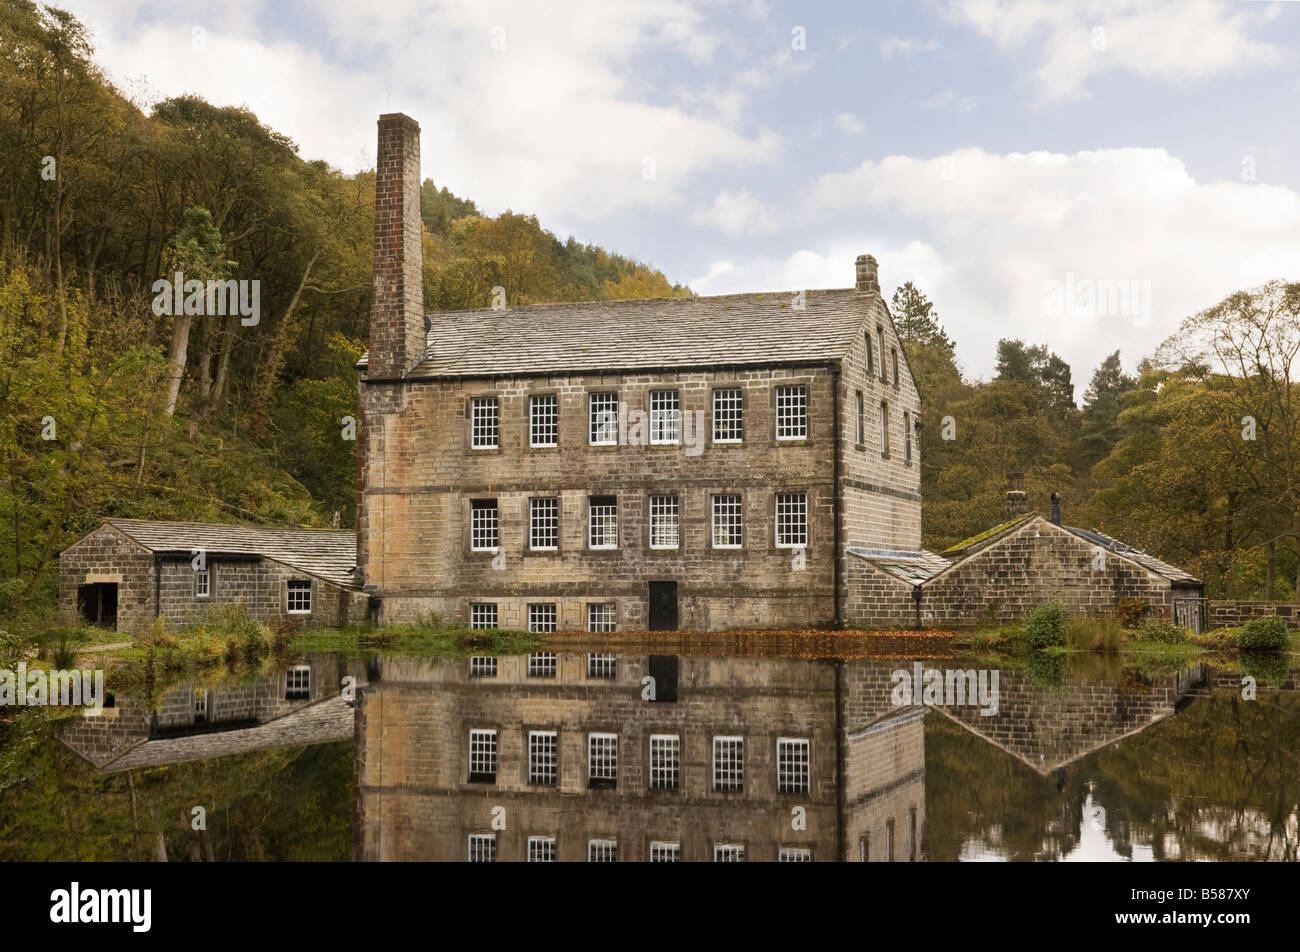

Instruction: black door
[648,581,678,631]
[77,583,118,629]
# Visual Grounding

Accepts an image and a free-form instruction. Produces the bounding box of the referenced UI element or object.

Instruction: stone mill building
[58,111,1202,635]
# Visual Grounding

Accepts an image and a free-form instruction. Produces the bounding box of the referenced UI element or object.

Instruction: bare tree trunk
[1266,539,1276,600]
[209,328,233,416]
[163,313,192,416]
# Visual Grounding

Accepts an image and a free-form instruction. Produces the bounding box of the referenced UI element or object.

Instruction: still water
[3,646,1297,861]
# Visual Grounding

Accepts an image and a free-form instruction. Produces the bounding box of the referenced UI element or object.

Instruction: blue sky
[68,0,1300,384]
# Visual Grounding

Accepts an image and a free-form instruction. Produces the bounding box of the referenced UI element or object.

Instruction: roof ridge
[422,286,859,318]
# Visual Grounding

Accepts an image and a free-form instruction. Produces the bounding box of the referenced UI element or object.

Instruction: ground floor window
[470,603,498,630]
[468,834,496,862]
[527,836,556,862]
[195,567,210,598]
[528,603,556,633]
[587,839,618,862]
[286,579,312,614]
[649,841,680,862]
[587,603,616,632]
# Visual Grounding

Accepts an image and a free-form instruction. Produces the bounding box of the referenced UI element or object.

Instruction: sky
[62,0,1300,384]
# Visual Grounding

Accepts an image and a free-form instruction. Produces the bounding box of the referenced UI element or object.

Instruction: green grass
[289,622,541,658]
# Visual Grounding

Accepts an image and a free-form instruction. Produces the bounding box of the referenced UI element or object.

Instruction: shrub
[1115,597,1147,628]
[1134,620,1188,644]
[1237,615,1288,651]
[1024,602,1068,649]
[1066,616,1123,652]
[1239,650,1289,685]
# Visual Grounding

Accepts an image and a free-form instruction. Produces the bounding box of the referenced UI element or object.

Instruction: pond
[2,644,1296,861]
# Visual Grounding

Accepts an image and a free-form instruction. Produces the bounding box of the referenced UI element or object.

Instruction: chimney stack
[1050,492,1061,525]
[855,254,879,294]
[367,113,426,378]
[1004,471,1027,518]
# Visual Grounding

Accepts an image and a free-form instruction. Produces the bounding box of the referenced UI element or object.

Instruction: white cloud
[876,35,940,59]
[65,0,783,224]
[949,0,1289,105]
[917,89,977,111]
[780,146,1300,380]
[835,112,867,135]
[691,190,781,237]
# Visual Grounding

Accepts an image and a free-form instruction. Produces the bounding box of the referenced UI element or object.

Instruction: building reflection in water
[355,653,926,862]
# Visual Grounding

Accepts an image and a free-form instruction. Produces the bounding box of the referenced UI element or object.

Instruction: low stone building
[845,499,1205,629]
[58,519,367,635]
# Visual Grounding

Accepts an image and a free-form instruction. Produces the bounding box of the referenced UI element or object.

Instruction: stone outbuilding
[845,510,1205,630]
[58,519,367,635]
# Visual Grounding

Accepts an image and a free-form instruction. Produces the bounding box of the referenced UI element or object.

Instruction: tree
[1078,351,1137,472]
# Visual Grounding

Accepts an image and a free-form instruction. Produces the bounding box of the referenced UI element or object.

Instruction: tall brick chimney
[855,254,879,294]
[367,113,426,378]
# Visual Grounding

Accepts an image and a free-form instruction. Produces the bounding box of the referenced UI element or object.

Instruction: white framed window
[711,494,743,549]
[587,732,618,788]
[648,494,679,549]
[469,656,497,678]
[527,836,556,862]
[470,603,498,630]
[527,652,557,678]
[468,729,497,783]
[904,411,913,463]
[588,495,618,549]
[193,688,207,722]
[775,493,808,548]
[470,500,499,551]
[714,843,745,862]
[886,819,895,861]
[286,579,311,614]
[649,390,680,444]
[587,839,618,862]
[468,833,496,862]
[860,835,869,862]
[649,734,680,791]
[529,497,558,551]
[529,394,558,448]
[713,736,744,792]
[880,402,890,457]
[712,387,743,443]
[587,653,616,678]
[471,396,499,449]
[528,731,558,786]
[195,568,210,598]
[527,603,556,634]
[589,392,618,445]
[779,847,812,862]
[775,385,807,440]
[285,665,311,700]
[587,603,616,633]
[777,737,810,794]
[649,841,680,862]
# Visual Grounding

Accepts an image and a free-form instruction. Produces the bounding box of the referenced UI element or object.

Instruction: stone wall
[1207,601,1300,630]
[843,557,920,629]
[919,518,1174,627]
[358,368,848,630]
[58,524,157,634]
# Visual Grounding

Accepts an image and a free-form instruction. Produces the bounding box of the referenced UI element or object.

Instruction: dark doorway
[77,583,118,628]
[648,581,678,631]
[647,655,679,702]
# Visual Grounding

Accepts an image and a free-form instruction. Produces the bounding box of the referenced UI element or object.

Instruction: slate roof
[103,519,358,588]
[1061,525,1200,584]
[847,547,951,585]
[357,288,883,378]
[98,696,355,772]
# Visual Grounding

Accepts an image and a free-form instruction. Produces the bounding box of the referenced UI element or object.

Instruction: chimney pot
[855,254,879,294]
[1004,471,1028,518]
